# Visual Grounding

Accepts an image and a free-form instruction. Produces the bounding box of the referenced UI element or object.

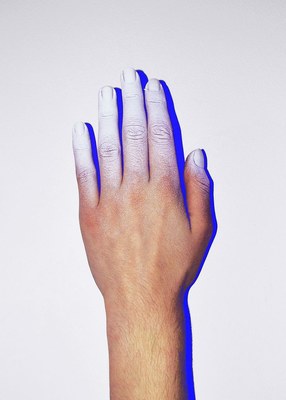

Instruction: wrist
[104,290,186,338]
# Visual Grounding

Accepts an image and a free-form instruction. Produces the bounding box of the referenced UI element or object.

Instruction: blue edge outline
[84,69,218,399]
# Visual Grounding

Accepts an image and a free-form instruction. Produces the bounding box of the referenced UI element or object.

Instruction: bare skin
[72,67,214,399]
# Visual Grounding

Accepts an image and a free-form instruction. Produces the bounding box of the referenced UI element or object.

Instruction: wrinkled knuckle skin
[98,142,120,159]
[99,112,115,119]
[76,168,96,185]
[149,122,172,143]
[125,92,141,99]
[123,123,147,142]
[146,93,165,105]
[195,174,210,195]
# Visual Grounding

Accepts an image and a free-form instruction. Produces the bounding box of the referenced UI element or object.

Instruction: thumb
[184,149,214,239]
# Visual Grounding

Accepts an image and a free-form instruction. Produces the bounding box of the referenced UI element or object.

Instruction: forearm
[105,296,189,400]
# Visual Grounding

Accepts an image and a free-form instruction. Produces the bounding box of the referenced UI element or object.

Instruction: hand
[72,67,215,399]
[72,67,214,308]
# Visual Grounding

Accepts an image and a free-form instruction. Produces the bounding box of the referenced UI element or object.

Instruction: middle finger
[120,67,149,184]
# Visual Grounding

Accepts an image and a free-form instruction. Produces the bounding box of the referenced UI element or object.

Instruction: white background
[1,0,285,399]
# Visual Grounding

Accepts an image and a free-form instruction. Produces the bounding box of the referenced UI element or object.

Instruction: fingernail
[122,67,137,82]
[73,121,86,136]
[101,86,114,100]
[146,79,161,91]
[193,149,205,168]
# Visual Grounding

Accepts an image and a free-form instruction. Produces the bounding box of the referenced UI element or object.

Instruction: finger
[144,78,179,186]
[184,149,213,239]
[72,121,99,209]
[120,67,148,183]
[98,86,122,194]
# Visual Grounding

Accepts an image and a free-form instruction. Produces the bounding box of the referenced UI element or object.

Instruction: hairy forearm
[105,296,189,400]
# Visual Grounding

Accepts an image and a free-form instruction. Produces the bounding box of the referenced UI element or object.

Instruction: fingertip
[193,149,205,168]
[73,121,86,136]
[184,148,210,195]
[121,67,138,83]
[145,78,162,92]
[99,86,116,101]
[72,121,90,150]
[186,149,206,169]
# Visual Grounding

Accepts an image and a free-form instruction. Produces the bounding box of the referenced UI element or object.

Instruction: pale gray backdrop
[0,0,285,399]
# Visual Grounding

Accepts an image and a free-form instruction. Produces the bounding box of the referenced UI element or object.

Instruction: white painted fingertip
[100,86,114,100]
[73,120,85,136]
[121,67,137,82]
[145,78,161,92]
[192,149,205,168]
[72,121,90,150]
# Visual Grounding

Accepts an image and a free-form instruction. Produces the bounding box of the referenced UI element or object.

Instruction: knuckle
[196,216,214,241]
[124,184,146,207]
[76,167,96,185]
[127,191,143,207]
[123,122,147,142]
[79,207,98,231]
[125,92,141,99]
[149,122,172,143]
[98,142,120,158]
[99,112,115,119]
[149,178,180,211]
[202,219,214,239]
[194,174,210,195]
[146,95,165,105]
[155,174,179,197]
